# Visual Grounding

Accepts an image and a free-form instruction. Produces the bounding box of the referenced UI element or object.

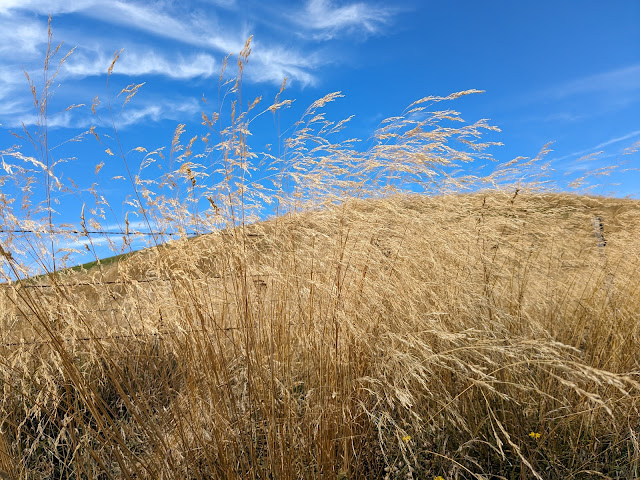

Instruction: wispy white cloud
[0,14,48,120]
[84,1,244,53]
[515,63,640,122]
[0,0,400,128]
[64,235,111,250]
[292,0,392,40]
[245,41,318,86]
[587,129,640,151]
[2,93,201,130]
[2,0,321,86]
[66,49,218,80]
[555,129,640,162]
[0,67,29,106]
[115,98,201,127]
[101,220,154,232]
[1,0,242,51]
[0,14,48,57]
[78,2,319,85]
[9,112,75,129]
[198,0,237,8]
[549,64,640,99]
[0,66,75,128]
[0,0,97,15]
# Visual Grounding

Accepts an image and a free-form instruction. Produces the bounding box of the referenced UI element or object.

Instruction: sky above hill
[0,0,639,272]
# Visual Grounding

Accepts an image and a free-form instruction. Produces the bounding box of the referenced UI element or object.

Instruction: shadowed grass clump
[1,23,640,479]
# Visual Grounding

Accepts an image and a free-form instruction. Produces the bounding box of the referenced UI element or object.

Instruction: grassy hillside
[2,191,640,479]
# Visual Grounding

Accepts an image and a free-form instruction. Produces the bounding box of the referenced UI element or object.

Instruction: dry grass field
[1,29,640,479]
[2,192,640,479]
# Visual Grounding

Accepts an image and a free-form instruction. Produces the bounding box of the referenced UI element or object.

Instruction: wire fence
[0,228,267,237]
[0,268,282,348]
[0,324,267,348]
[0,229,193,236]
[1,291,294,348]
[0,272,272,289]
[3,277,173,288]
[0,228,268,287]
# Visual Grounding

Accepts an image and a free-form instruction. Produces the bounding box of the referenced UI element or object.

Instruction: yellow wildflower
[402,434,411,443]
[529,431,541,439]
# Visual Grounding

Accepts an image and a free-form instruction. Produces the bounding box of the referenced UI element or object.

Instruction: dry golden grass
[3,192,640,479]
[1,23,640,479]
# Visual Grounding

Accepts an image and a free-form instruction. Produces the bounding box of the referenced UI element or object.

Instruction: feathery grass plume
[1,22,640,480]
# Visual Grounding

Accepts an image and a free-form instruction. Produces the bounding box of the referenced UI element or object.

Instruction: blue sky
[0,0,639,271]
